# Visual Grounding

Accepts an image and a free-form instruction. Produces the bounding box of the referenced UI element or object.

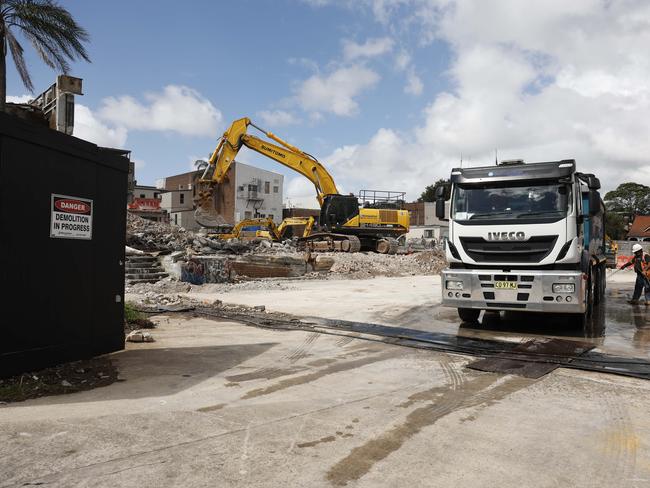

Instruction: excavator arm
[196,118,338,227]
[276,216,315,238]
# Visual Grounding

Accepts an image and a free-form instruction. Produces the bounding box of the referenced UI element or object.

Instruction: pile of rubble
[125,213,446,285]
[126,213,297,255]
[325,249,445,279]
[126,213,193,251]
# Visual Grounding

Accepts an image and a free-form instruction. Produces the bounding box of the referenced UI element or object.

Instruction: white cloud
[343,37,394,60]
[394,50,411,71]
[7,94,32,103]
[296,66,380,116]
[404,69,423,95]
[317,0,650,198]
[285,176,321,209]
[99,85,222,137]
[257,110,300,127]
[74,104,128,148]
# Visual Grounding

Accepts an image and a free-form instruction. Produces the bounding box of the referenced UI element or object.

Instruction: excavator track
[375,237,399,255]
[298,233,361,253]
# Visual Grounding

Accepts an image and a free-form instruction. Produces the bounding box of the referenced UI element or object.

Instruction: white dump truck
[435,159,606,326]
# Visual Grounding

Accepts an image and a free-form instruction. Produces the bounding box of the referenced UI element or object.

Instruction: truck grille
[459,235,558,263]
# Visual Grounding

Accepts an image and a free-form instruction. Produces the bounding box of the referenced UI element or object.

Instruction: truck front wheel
[458,308,481,323]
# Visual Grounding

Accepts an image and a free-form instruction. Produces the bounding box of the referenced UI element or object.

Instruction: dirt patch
[0,357,119,403]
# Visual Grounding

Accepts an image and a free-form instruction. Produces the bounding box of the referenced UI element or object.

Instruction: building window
[265,181,270,194]
[273,186,279,193]
[180,194,185,204]
[238,185,245,192]
[248,184,257,192]
[268,214,273,220]
[245,211,252,219]
[140,194,145,198]
[154,192,159,199]
[174,214,178,225]
[259,213,265,218]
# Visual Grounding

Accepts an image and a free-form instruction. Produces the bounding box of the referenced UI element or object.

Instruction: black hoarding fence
[0,112,128,377]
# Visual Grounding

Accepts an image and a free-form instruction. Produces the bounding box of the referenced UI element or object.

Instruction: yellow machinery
[212,216,315,241]
[605,234,618,268]
[195,118,409,253]
[210,218,275,240]
[256,216,315,241]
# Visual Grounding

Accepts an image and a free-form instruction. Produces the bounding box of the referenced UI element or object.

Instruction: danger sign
[50,194,93,240]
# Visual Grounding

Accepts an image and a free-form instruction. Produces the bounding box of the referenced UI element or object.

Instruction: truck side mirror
[435,184,450,220]
[588,190,600,217]
[588,176,601,190]
[435,198,446,220]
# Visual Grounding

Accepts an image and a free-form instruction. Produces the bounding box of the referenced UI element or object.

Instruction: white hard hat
[632,243,643,253]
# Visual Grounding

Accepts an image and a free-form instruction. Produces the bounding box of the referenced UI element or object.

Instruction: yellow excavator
[195,118,409,253]
[605,234,618,268]
[257,216,315,241]
[212,216,315,241]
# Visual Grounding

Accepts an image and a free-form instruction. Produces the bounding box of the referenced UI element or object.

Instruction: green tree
[604,182,650,220]
[0,0,90,110]
[605,211,627,240]
[418,178,450,202]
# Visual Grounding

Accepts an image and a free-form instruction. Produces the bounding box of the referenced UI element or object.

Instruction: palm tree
[0,0,90,111]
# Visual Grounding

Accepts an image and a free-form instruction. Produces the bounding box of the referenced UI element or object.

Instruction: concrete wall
[134,185,162,200]
[615,240,650,267]
[170,209,200,231]
[234,162,284,224]
[404,201,450,227]
[407,225,449,241]
[161,171,197,193]
[161,190,193,213]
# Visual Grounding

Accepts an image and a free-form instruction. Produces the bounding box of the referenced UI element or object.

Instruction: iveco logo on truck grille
[486,231,526,241]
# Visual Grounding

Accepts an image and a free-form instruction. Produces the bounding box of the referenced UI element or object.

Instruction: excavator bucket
[194,190,227,228]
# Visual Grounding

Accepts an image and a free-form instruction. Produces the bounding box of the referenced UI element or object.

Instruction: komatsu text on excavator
[194,118,410,253]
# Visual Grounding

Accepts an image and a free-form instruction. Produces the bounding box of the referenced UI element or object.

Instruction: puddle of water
[451,283,650,360]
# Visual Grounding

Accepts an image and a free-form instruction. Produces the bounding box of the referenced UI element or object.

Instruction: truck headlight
[446,280,463,290]
[552,283,575,293]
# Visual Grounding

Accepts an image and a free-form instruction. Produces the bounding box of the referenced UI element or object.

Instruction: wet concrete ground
[3,273,650,487]
[2,316,649,487]
[449,282,650,360]
[180,272,650,361]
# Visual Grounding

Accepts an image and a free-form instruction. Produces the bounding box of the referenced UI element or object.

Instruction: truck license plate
[494,281,517,289]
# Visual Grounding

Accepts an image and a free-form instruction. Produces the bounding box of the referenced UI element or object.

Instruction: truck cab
[436,159,606,326]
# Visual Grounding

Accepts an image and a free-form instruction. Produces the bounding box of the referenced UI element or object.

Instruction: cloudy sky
[6,0,650,208]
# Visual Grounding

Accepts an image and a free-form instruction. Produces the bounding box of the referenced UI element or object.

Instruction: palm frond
[6,0,90,77]
[5,28,33,92]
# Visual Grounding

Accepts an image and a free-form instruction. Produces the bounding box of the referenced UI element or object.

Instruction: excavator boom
[195,117,409,253]
[195,118,338,227]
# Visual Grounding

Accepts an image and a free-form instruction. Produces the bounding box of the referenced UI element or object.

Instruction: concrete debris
[126,212,298,255]
[324,249,445,279]
[126,330,155,343]
[125,246,147,255]
[126,213,446,288]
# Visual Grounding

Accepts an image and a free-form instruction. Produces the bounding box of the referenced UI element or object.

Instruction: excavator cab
[320,194,359,230]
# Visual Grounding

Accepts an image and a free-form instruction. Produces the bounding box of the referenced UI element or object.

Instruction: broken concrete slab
[229,254,309,279]
[126,330,155,343]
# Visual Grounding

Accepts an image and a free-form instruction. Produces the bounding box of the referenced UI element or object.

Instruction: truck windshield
[452,182,570,221]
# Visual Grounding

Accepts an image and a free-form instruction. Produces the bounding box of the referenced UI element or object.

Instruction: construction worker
[619,243,650,305]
